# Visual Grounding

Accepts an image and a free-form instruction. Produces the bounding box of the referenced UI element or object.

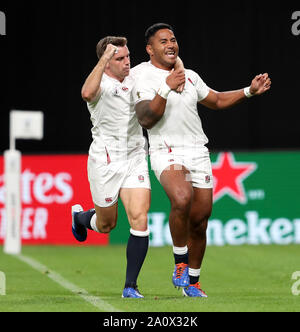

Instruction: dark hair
[145,23,174,45]
[96,36,127,59]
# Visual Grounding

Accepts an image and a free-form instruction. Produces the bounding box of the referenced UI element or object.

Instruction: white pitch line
[15,254,122,312]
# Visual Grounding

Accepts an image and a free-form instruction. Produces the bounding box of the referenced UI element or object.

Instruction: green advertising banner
[110,151,300,246]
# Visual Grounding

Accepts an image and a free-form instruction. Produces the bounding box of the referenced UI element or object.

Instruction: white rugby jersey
[132,62,210,152]
[87,64,147,163]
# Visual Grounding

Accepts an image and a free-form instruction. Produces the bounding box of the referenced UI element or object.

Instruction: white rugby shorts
[150,146,213,189]
[88,153,151,207]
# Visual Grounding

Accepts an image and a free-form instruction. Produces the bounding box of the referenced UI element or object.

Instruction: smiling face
[146,28,179,70]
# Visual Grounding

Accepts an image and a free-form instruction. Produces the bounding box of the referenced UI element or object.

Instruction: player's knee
[97,217,117,233]
[98,223,116,234]
[128,211,148,232]
[171,190,193,214]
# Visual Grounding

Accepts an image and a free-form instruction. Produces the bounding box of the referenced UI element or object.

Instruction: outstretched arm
[81,44,117,103]
[200,73,271,110]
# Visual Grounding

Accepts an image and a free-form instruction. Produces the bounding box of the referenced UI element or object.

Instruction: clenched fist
[103,44,119,62]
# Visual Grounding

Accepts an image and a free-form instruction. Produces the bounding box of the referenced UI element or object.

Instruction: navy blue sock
[125,234,149,288]
[174,253,189,265]
[189,275,199,285]
[76,209,95,230]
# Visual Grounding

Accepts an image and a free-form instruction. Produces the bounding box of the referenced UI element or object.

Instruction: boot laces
[175,263,188,279]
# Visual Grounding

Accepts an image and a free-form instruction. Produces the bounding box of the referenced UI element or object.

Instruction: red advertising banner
[0,154,108,245]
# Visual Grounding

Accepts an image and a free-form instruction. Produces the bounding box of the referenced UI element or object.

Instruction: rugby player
[72,37,151,299]
[134,23,271,297]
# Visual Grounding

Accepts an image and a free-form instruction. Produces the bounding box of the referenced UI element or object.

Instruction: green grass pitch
[0,245,299,312]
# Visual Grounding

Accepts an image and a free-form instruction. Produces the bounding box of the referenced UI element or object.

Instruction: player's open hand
[250,73,272,95]
[166,69,186,91]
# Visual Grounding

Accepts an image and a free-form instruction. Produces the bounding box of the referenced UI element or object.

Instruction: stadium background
[0,1,300,247]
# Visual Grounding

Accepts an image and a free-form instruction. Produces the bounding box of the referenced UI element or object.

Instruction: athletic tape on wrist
[157,81,171,99]
[244,86,254,98]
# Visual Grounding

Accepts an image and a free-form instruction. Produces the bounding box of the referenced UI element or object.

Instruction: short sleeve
[132,76,157,105]
[87,79,108,109]
[194,72,210,102]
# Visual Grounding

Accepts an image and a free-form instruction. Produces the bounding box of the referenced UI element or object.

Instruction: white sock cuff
[173,245,188,255]
[130,228,150,237]
[90,214,101,233]
[189,268,201,277]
